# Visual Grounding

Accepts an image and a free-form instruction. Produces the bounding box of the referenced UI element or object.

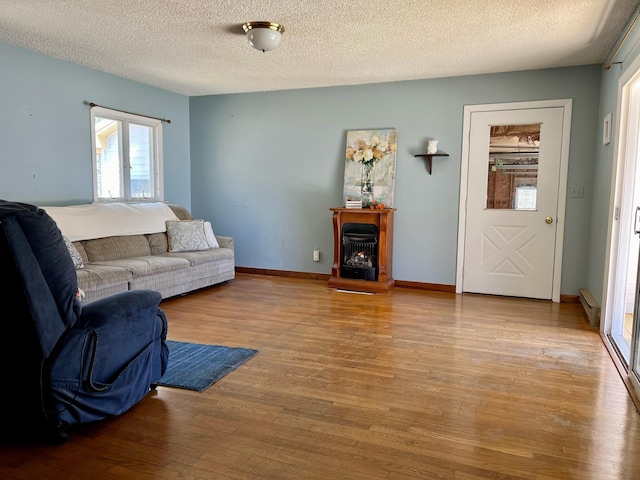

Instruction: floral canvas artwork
[343,129,397,208]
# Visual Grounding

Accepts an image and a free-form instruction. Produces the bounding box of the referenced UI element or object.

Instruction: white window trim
[90,106,164,203]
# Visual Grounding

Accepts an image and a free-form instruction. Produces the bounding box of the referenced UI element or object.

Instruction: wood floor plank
[1,273,639,479]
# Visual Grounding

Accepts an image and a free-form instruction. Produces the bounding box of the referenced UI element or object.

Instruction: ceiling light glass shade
[242,22,284,52]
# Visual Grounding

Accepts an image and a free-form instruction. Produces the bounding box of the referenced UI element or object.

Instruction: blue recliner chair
[0,200,168,443]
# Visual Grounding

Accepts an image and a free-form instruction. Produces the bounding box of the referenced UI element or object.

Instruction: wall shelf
[414,152,449,174]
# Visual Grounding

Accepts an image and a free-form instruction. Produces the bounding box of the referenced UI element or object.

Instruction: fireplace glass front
[340,223,378,281]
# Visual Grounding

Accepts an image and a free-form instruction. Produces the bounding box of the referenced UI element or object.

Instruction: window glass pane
[129,123,155,199]
[91,107,163,203]
[515,186,537,210]
[95,116,123,199]
[486,124,540,210]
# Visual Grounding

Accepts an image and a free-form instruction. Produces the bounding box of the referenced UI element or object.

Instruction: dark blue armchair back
[0,200,168,442]
[0,201,79,354]
[0,201,81,434]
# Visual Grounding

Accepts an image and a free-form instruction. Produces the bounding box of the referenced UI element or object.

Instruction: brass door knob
[545,216,553,224]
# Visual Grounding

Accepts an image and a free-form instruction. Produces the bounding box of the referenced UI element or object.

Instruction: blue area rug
[155,340,258,392]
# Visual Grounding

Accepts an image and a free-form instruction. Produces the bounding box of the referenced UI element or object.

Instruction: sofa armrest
[168,204,192,220]
[216,235,234,252]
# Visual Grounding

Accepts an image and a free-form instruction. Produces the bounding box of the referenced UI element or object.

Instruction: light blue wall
[190,66,601,294]
[0,43,192,208]
[0,41,606,296]
[588,7,640,304]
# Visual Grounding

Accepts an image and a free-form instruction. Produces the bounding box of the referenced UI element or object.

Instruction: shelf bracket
[414,152,449,175]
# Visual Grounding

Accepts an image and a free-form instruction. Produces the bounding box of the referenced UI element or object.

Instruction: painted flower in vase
[346,135,395,167]
[346,133,397,207]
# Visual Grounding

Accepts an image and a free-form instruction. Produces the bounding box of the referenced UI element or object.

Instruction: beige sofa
[44,203,234,303]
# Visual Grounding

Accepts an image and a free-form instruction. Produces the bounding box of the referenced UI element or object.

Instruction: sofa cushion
[96,255,191,279]
[147,232,169,255]
[72,240,89,264]
[166,220,209,252]
[161,247,234,266]
[83,235,152,262]
[76,264,133,291]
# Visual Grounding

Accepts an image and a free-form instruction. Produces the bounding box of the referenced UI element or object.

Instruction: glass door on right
[610,188,640,365]
[632,292,640,395]
[631,208,640,396]
[608,63,640,400]
[630,210,640,358]
[609,75,640,365]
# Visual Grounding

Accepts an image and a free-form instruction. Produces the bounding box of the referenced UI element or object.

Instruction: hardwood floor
[2,273,640,479]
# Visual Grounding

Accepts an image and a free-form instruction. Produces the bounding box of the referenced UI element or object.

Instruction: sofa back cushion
[83,235,151,262]
[72,240,89,264]
[147,232,169,255]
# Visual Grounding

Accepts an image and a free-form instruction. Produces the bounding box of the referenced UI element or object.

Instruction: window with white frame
[91,106,163,202]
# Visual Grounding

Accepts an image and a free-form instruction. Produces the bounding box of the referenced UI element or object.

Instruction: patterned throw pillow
[166,220,209,252]
[63,235,84,269]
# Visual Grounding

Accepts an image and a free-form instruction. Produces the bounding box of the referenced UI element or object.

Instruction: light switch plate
[569,185,584,198]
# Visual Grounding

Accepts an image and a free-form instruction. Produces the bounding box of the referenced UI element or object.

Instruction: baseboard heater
[579,288,600,327]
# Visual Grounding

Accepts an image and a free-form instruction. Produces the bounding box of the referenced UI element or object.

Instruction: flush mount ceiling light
[242,22,284,52]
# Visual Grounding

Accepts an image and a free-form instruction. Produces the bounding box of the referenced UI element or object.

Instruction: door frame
[601,53,640,400]
[456,100,573,302]
[602,62,640,363]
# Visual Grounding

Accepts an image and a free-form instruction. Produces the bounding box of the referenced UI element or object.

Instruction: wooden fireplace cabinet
[328,208,396,293]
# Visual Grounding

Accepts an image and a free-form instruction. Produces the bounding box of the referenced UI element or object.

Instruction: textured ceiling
[1,0,638,96]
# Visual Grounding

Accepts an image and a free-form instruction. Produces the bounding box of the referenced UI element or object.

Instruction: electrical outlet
[313,248,320,262]
[569,185,584,198]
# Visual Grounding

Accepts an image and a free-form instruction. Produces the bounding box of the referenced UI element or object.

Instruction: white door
[460,104,569,300]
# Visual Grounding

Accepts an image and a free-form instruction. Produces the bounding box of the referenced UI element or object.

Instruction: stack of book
[345,200,363,209]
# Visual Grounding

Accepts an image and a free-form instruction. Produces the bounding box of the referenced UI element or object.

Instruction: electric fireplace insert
[340,223,378,281]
